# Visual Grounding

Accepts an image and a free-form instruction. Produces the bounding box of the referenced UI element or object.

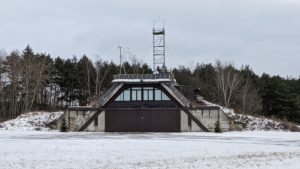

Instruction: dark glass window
[115,92,124,101]
[115,87,169,101]
[137,90,142,101]
[143,89,149,101]
[131,87,142,101]
[162,92,169,100]
[143,87,154,101]
[154,88,162,101]
[132,90,136,100]
[123,89,130,101]
[148,89,154,100]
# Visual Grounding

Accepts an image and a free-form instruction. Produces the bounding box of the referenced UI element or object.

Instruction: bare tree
[240,77,261,115]
[129,55,144,74]
[77,56,95,104]
[21,48,50,112]
[86,58,91,99]
[94,57,102,97]
[6,51,21,117]
[0,49,6,93]
[0,49,7,117]
[29,54,51,111]
[93,57,111,98]
[215,60,241,108]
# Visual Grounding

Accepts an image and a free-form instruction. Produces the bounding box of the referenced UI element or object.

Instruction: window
[132,90,136,100]
[154,88,162,101]
[143,87,153,101]
[154,88,170,101]
[131,87,142,101]
[148,89,154,100]
[162,92,170,100]
[143,89,149,101]
[115,92,124,101]
[114,87,170,101]
[137,90,142,101]
[123,89,130,101]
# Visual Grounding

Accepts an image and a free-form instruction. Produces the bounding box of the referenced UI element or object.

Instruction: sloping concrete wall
[64,110,103,131]
[180,110,189,132]
[191,109,231,132]
[85,111,105,132]
[180,109,231,132]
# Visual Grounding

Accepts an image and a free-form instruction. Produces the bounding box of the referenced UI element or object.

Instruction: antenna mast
[153,20,166,72]
[118,46,122,74]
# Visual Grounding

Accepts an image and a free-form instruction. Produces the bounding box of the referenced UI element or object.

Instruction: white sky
[0,0,300,77]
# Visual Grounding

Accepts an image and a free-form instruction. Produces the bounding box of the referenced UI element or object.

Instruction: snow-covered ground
[0,109,299,168]
[202,100,293,131]
[0,131,299,169]
[0,111,63,131]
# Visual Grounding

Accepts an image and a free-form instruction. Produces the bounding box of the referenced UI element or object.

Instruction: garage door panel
[105,110,180,132]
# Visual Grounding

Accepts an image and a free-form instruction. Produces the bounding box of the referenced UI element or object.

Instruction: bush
[214,121,222,133]
[60,116,68,132]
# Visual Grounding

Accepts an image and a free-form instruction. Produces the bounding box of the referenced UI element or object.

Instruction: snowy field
[0,131,299,169]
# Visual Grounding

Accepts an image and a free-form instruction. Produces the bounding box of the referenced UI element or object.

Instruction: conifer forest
[0,46,299,124]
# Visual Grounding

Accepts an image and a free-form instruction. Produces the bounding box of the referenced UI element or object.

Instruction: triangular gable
[97,82,190,108]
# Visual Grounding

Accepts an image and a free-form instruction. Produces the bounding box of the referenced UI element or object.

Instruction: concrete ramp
[161,83,190,107]
[97,83,124,107]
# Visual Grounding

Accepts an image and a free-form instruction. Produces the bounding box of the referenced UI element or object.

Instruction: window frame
[114,86,170,102]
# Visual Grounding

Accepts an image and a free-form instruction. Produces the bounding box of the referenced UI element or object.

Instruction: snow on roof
[112,78,171,83]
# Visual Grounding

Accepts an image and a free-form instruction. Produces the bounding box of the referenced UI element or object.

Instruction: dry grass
[289,123,300,132]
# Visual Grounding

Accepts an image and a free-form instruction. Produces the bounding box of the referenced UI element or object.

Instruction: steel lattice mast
[153,20,166,72]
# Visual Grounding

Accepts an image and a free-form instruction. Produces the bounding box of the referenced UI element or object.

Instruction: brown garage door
[105,109,180,132]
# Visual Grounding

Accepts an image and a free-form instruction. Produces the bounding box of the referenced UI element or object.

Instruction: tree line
[0,46,299,124]
[0,45,152,119]
[173,61,300,123]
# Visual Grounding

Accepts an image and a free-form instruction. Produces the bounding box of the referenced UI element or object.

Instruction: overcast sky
[1,0,299,77]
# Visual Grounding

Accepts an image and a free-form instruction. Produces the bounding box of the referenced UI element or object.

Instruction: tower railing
[113,73,171,80]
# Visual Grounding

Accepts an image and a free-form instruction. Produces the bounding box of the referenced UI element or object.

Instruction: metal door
[105,109,180,132]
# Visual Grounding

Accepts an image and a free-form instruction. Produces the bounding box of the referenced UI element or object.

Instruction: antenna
[153,19,166,73]
[118,46,122,74]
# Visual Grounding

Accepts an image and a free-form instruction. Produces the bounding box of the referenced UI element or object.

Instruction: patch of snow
[0,111,63,131]
[202,100,290,131]
[0,131,299,169]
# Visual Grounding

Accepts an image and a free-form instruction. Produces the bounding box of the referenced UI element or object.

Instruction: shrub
[60,116,68,132]
[214,121,222,133]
